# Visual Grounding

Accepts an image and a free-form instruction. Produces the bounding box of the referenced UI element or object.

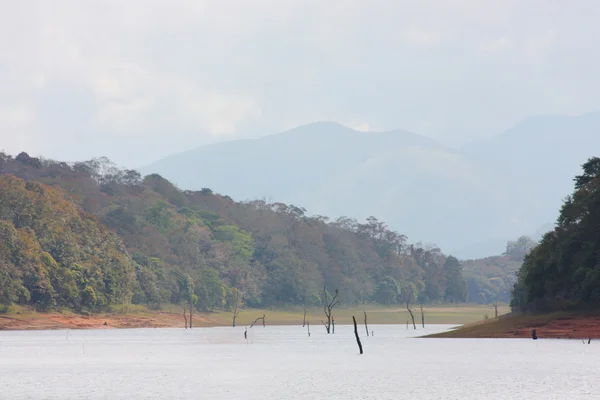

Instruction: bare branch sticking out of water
[250,314,266,328]
[352,316,363,355]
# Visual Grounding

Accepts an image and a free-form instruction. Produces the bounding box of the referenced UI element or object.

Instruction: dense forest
[511,157,600,312]
[462,235,535,304]
[0,151,511,313]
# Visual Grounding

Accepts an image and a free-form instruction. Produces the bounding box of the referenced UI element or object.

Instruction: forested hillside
[462,236,535,304]
[511,157,600,312]
[0,151,505,313]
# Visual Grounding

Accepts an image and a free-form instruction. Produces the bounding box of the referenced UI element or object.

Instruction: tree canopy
[511,157,600,312]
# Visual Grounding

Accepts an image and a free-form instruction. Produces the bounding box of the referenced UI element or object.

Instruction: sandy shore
[0,311,197,330]
[425,312,600,339]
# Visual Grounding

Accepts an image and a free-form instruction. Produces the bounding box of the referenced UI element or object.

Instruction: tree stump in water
[352,316,363,354]
[531,329,538,340]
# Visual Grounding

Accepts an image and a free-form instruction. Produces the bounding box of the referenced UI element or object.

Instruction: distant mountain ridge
[140,113,600,258]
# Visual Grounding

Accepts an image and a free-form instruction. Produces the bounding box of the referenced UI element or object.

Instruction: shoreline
[0,304,507,331]
[423,311,600,339]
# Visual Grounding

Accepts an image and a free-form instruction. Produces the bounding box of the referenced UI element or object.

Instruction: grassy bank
[0,303,508,330]
[424,310,600,339]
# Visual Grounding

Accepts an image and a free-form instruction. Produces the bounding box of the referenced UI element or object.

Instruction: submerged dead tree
[321,286,339,334]
[183,307,188,329]
[307,321,311,337]
[250,314,266,328]
[352,316,363,354]
[406,294,416,330]
[420,305,425,328]
[302,304,307,327]
[232,291,241,327]
[364,311,369,336]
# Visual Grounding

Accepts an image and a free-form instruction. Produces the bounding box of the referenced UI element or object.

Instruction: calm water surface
[1,324,599,399]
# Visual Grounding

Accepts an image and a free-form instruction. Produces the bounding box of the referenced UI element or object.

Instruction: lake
[1,324,598,399]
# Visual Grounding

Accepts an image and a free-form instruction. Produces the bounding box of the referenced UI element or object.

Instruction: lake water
[1,324,599,399]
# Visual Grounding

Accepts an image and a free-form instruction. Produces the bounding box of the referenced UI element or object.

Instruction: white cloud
[0,106,40,155]
[524,30,557,61]
[401,26,444,48]
[479,36,512,53]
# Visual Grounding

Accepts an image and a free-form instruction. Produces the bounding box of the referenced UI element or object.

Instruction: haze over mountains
[140,112,600,259]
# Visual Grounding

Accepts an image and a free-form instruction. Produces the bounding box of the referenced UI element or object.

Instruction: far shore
[423,311,600,339]
[0,303,507,331]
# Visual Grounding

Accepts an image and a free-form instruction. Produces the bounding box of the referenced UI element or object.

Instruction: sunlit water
[1,324,599,399]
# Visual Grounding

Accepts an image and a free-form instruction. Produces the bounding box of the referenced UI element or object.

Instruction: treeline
[463,236,536,304]
[0,152,474,312]
[511,157,600,312]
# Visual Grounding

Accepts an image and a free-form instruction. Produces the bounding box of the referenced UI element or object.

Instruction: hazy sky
[1,0,599,167]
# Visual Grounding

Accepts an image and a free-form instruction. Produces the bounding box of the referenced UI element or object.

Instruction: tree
[443,256,468,303]
[373,276,401,305]
[511,157,600,312]
[322,286,339,334]
[504,236,538,261]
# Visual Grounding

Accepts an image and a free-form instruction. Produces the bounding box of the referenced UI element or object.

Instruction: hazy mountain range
[140,112,600,259]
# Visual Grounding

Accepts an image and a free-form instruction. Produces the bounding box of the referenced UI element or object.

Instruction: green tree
[373,276,401,304]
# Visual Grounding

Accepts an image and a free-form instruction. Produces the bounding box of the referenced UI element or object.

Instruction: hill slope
[140,122,514,257]
[141,115,600,258]
[1,151,481,312]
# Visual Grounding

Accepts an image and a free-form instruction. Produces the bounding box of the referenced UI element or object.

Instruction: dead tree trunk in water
[420,305,425,328]
[332,317,335,334]
[250,314,266,328]
[322,286,339,334]
[183,307,188,329]
[244,327,247,339]
[352,316,363,354]
[406,294,416,330]
[307,321,311,337]
[232,291,241,327]
[531,329,538,340]
[364,311,369,336]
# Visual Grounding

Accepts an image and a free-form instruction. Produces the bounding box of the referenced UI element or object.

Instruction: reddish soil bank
[426,312,600,339]
[0,311,212,330]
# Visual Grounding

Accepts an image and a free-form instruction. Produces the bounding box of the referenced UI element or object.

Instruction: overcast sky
[1,0,599,167]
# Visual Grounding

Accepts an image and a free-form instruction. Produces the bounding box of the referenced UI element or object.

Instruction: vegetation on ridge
[0,151,511,314]
[511,157,600,312]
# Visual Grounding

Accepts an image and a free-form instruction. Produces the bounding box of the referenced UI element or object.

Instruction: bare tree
[250,314,266,328]
[406,293,416,330]
[420,304,425,328]
[307,321,311,337]
[232,291,241,327]
[364,311,369,336]
[183,307,188,329]
[302,303,307,327]
[321,286,339,334]
[352,316,363,354]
